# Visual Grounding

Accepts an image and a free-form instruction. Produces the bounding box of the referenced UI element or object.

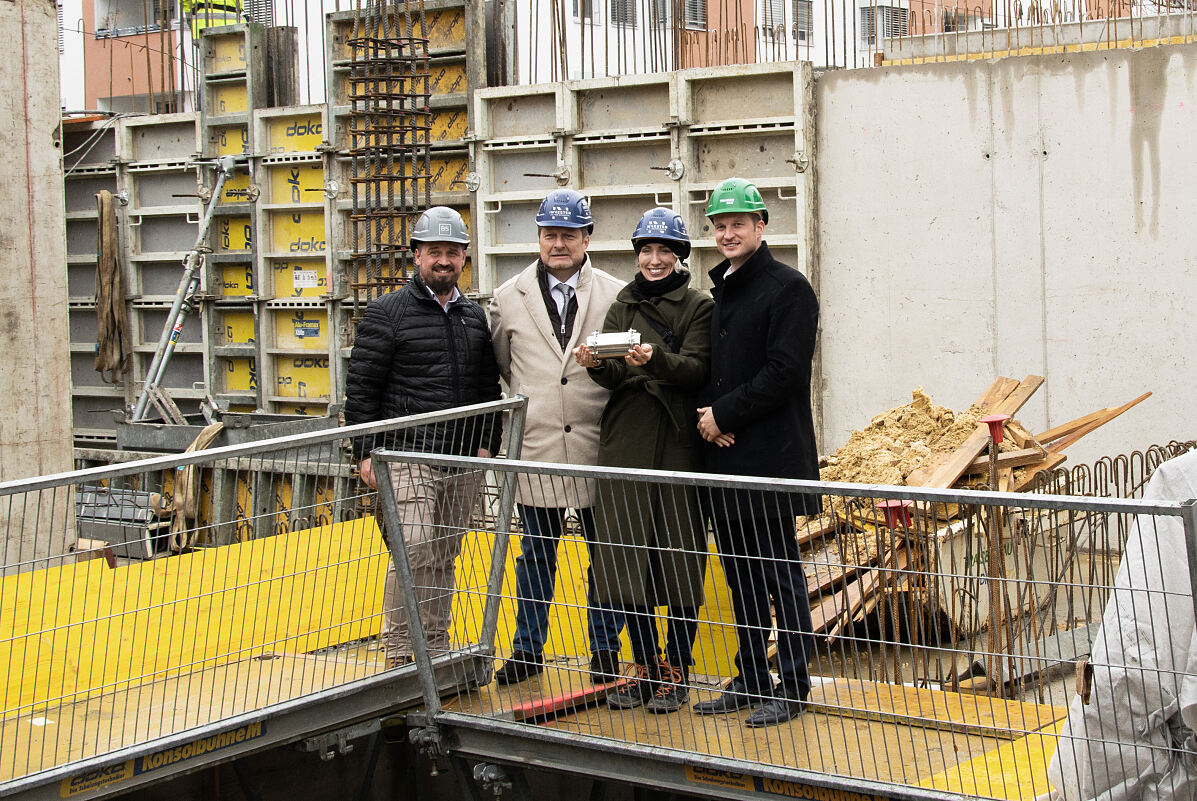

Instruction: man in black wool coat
[693,177,821,728]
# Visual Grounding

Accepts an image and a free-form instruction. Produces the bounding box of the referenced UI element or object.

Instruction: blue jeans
[510,504,624,657]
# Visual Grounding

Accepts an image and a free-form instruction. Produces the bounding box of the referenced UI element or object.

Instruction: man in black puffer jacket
[344,206,502,667]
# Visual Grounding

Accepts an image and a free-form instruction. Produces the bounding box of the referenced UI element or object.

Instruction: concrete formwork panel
[576,83,672,131]
[67,264,96,299]
[816,45,1197,463]
[484,90,558,138]
[64,175,119,213]
[65,218,98,256]
[578,141,672,187]
[131,171,198,208]
[474,62,814,301]
[136,215,201,257]
[119,114,200,163]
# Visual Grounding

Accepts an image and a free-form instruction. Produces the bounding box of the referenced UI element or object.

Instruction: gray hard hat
[411,206,469,248]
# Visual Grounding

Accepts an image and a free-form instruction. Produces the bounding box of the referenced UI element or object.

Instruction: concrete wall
[1,0,72,559]
[816,44,1197,464]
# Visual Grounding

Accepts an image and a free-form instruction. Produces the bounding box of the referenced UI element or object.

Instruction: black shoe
[494,652,543,685]
[607,660,661,709]
[589,650,621,683]
[745,697,805,728]
[692,678,762,715]
[645,663,688,714]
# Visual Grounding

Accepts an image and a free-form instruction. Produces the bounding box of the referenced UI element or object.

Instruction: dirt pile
[820,388,997,486]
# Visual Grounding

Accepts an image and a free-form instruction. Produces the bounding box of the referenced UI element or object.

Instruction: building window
[760,0,784,37]
[793,0,813,41]
[859,5,908,44]
[95,0,175,37]
[611,0,636,26]
[649,0,670,25]
[942,8,968,31]
[573,0,597,21]
[685,0,706,29]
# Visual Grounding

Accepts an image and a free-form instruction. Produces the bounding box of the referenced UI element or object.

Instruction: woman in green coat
[572,207,715,714]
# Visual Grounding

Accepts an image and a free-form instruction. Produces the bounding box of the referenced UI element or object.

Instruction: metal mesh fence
[373,450,1197,799]
[0,398,524,789]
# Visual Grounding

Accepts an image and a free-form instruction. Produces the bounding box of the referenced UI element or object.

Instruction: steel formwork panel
[63,175,119,213]
[117,113,200,163]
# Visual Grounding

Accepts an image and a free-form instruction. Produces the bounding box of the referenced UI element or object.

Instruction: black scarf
[630,268,689,301]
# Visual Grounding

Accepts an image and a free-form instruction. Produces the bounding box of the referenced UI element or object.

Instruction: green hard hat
[705,177,769,225]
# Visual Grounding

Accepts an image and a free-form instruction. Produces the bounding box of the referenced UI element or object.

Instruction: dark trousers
[624,604,699,670]
[510,504,624,657]
[711,512,813,701]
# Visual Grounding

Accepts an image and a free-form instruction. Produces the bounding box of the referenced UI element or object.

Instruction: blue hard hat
[631,207,690,260]
[536,189,594,232]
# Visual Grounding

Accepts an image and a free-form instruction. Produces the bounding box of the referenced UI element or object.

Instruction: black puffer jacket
[344,277,503,459]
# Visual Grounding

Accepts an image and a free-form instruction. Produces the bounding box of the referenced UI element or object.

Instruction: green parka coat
[586,273,714,608]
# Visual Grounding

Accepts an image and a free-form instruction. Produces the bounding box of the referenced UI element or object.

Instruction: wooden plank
[821,549,910,642]
[509,681,620,722]
[909,375,1044,489]
[808,678,1068,741]
[1006,420,1035,449]
[960,447,1048,475]
[1046,392,1152,454]
[1010,453,1068,492]
[796,515,838,551]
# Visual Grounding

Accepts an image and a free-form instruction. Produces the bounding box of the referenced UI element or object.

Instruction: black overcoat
[698,242,821,517]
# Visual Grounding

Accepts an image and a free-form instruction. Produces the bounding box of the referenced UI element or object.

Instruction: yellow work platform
[444,665,1068,801]
[1,651,382,784]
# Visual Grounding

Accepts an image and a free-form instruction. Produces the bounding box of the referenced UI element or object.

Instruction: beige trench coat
[490,257,623,508]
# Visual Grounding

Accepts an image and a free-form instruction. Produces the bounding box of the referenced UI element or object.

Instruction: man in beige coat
[489,188,626,685]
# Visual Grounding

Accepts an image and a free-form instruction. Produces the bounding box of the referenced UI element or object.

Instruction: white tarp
[1049,451,1197,800]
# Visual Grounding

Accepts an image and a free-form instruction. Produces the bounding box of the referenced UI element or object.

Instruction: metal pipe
[373,453,443,715]
[0,398,529,497]
[477,396,529,658]
[1182,499,1197,631]
[132,155,239,420]
[371,453,1193,518]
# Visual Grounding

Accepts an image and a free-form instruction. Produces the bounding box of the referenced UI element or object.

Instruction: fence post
[1181,500,1197,628]
[373,453,442,715]
[477,396,528,665]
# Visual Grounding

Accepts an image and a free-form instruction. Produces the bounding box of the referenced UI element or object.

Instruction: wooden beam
[1035,392,1150,445]
[904,376,1020,486]
[1006,420,1035,449]
[796,515,838,551]
[1046,392,1152,454]
[961,447,1048,475]
[1010,452,1068,492]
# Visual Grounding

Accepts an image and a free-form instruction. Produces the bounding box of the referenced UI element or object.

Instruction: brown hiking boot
[607,659,663,709]
[645,663,688,714]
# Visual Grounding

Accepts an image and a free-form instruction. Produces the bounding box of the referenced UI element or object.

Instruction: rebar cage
[0,397,526,794]
[371,449,1197,800]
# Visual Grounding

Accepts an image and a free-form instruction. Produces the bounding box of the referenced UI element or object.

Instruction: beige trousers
[381,462,483,662]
